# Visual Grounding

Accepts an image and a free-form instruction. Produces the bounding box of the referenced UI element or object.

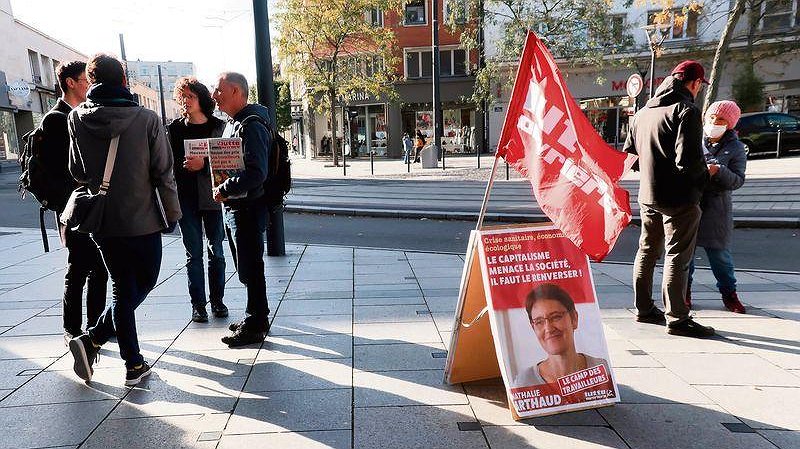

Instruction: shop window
[760,0,798,31]
[366,8,383,26]
[28,50,42,85]
[405,0,426,25]
[647,9,698,40]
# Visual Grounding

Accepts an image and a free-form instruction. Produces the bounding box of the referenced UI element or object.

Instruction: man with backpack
[212,72,275,347]
[37,61,108,344]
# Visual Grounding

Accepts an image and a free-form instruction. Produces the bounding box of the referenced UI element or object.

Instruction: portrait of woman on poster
[514,283,610,386]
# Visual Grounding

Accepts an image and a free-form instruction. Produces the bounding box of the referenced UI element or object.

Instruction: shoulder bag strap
[98,136,120,196]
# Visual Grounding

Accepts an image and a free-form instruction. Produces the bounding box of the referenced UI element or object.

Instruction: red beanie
[705,100,741,129]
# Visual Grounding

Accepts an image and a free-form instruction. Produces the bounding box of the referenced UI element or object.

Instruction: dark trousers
[633,203,701,324]
[689,247,737,295]
[61,226,108,334]
[178,205,226,307]
[224,202,269,332]
[89,233,162,369]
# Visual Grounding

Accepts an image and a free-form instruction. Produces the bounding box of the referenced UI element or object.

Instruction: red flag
[497,32,637,261]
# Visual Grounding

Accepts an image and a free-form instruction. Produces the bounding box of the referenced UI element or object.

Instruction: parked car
[735,112,800,158]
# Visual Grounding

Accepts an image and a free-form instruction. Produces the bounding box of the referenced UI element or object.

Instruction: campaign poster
[477,225,619,419]
[207,137,245,200]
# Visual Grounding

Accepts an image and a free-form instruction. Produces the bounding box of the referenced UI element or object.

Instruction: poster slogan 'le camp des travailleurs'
[476,225,620,419]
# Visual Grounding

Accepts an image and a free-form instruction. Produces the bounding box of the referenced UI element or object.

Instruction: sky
[10,0,279,87]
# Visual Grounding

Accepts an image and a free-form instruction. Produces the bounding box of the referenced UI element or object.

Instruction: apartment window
[40,56,52,87]
[406,48,466,78]
[28,50,42,85]
[366,8,383,26]
[365,55,384,77]
[761,0,798,30]
[405,0,426,25]
[648,9,698,40]
[610,14,626,44]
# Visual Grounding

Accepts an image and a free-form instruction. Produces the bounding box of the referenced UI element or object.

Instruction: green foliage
[445,0,637,108]
[732,68,764,112]
[247,81,292,131]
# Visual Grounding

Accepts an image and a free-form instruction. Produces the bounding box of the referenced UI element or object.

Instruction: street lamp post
[641,23,671,100]
[253,0,285,256]
[431,0,443,167]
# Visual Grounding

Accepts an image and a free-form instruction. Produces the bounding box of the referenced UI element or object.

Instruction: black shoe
[125,361,152,386]
[228,318,246,332]
[221,326,267,347]
[636,308,666,325]
[68,334,99,382]
[192,306,209,323]
[667,319,716,338]
[210,302,229,318]
[64,329,81,347]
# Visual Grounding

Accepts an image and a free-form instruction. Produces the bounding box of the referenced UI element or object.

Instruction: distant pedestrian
[168,76,228,323]
[67,53,181,385]
[623,60,714,338]
[687,100,747,314]
[414,129,425,163]
[212,72,273,347]
[42,61,108,345]
[402,132,413,163]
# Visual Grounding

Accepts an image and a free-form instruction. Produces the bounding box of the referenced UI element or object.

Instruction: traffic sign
[626,74,644,98]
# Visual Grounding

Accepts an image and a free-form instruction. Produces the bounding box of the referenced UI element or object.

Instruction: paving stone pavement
[0,227,798,449]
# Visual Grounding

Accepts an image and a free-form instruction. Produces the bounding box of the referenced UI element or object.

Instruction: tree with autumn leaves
[275,0,405,165]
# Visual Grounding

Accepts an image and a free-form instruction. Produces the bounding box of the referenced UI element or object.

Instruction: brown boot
[722,291,746,314]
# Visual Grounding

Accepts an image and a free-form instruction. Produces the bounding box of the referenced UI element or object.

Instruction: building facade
[130,82,182,123]
[295,1,484,159]
[484,0,800,150]
[125,60,194,105]
[0,0,86,160]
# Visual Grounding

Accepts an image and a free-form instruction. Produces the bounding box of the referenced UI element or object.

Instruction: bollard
[407,151,411,173]
[477,147,481,168]
[343,145,347,176]
[776,129,782,158]
[505,160,510,180]
[370,151,374,175]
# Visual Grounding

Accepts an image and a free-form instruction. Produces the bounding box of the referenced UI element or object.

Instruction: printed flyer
[476,225,619,419]
[183,138,209,158]
[207,137,245,199]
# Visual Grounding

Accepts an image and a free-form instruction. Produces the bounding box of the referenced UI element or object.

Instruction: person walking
[66,54,181,385]
[687,100,747,314]
[402,132,413,164]
[40,61,108,344]
[212,72,273,347]
[414,128,425,163]
[623,60,714,338]
[168,77,228,323]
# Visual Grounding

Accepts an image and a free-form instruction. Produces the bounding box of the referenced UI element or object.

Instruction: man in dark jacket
[67,54,181,386]
[41,61,108,344]
[212,72,272,347]
[623,60,714,338]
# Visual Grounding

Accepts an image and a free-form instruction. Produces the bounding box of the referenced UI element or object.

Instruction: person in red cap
[623,59,715,338]
[686,100,747,314]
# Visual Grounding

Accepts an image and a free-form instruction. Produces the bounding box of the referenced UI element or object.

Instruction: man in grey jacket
[623,60,714,338]
[66,54,181,385]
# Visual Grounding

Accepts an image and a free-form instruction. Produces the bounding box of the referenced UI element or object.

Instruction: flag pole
[476,155,502,230]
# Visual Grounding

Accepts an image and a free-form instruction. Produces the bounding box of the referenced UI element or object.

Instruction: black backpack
[239,115,292,205]
[18,126,67,211]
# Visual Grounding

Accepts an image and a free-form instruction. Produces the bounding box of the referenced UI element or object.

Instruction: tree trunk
[703,0,747,113]
[329,89,339,166]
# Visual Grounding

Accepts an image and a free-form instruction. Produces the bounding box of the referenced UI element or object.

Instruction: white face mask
[704,123,727,139]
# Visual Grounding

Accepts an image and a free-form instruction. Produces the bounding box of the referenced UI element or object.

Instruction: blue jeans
[224,202,270,331]
[178,205,226,307]
[689,247,737,295]
[89,233,162,369]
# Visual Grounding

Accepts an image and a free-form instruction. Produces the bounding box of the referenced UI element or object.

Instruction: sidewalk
[0,227,798,448]
[286,155,800,228]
